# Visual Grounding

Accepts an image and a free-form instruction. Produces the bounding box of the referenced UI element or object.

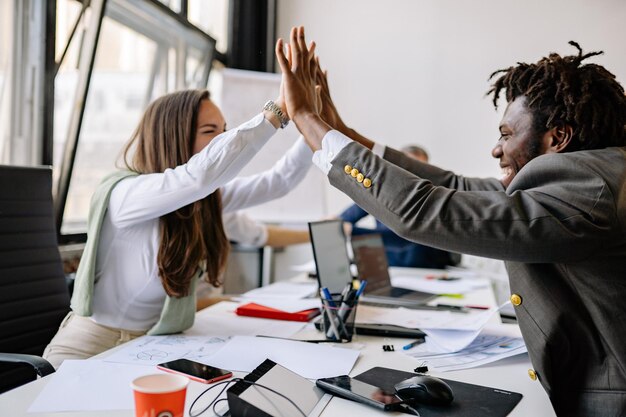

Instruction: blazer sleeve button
[344,165,352,174]
[363,178,372,188]
[356,173,364,183]
[510,294,522,306]
[350,168,359,177]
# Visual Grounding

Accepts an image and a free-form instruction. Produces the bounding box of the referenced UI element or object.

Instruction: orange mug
[131,374,189,417]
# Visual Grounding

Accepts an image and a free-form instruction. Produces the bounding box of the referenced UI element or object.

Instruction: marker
[321,297,342,340]
[337,290,357,321]
[340,283,352,300]
[438,293,464,299]
[320,287,341,340]
[402,338,426,350]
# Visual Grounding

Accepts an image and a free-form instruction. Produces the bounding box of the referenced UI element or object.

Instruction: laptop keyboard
[389,287,413,297]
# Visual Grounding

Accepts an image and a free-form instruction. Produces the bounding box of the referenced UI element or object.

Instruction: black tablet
[316,375,404,411]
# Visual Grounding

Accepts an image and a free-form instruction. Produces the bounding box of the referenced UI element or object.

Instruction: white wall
[277,0,626,213]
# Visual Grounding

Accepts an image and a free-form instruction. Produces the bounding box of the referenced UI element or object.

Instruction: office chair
[0,165,70,393]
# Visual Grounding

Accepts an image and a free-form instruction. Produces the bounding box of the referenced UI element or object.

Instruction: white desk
[0,282,556,417]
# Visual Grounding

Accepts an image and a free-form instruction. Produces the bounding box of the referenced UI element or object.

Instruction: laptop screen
[308,220,353,294]
[350,233,392,293]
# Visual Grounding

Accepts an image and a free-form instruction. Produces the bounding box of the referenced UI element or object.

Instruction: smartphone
[156,358,233,384]
[316,375,404,411]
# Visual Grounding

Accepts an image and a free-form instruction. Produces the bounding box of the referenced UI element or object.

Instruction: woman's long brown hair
[122,90,230,297]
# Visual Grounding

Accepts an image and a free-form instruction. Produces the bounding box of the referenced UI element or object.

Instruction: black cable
[212,398,229,416]
[189,377,308,417]
[398,403,421,416]
[189,380,233,417]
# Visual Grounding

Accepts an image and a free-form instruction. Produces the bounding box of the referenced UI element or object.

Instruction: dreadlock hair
[488,41,626,152]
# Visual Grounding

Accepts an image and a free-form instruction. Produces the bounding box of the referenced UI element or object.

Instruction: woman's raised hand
[275,27,319,126]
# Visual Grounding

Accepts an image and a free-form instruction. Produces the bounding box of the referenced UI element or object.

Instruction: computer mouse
[394,375,454,405]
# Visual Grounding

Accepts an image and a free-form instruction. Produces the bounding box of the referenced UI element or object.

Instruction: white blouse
[90,113,301,331]
[221,135,312,246]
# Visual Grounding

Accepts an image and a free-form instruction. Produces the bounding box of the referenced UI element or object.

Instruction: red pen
[425,274,461,281]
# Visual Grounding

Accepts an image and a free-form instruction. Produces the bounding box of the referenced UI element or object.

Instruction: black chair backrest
[0,165,70,392]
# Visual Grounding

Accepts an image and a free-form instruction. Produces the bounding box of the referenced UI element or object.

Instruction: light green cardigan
[70,171,198,335]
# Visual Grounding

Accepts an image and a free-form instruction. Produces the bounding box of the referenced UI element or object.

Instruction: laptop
[307,220,354,294]
[308,220,431,339]
[350,233,436,307]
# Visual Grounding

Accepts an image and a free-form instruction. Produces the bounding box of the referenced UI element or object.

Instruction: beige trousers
[43,312,146,369]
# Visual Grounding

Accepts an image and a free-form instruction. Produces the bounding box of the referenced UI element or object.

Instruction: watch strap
[263,100,289,129]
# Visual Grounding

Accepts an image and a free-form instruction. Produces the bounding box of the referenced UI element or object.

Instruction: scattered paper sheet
[203,335,360,379]
[363,305,498,331]
[391,276,490,295]
[102,312,307,366]
[240,281,317,299]
[184,312,306,337]
[28,360,156,412]
[417,334,527,372]
[419,328,484,354]
[103,335,230,366]
[389,266,479,279]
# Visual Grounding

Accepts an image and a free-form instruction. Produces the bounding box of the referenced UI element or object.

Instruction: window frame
[54,0,218,243]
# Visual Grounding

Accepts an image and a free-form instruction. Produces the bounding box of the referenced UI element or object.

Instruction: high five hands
[276,26,332,151]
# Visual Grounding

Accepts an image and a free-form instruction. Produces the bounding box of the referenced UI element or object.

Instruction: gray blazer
[329,142,626,416]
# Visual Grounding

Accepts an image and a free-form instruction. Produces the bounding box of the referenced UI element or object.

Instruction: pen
[435,303,490,311]
[464,304,490,310]
[341,283,352,299]
[434,303,469,313]
[425,274,461,281]
[402,338,426,350]
[355,280,368,298]
[320,288,341,340]
[256,335,329,344]
[321,297,342,340]
[328,290,355,339]
[321,287,336,307]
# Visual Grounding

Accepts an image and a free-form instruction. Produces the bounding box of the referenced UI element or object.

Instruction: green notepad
[354,367,523,417]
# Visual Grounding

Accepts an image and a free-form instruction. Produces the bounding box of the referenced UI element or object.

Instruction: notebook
[236,303,320,322]
[350,233,436,307]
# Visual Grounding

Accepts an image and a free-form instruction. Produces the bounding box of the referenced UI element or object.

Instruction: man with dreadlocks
[276,26,626,416]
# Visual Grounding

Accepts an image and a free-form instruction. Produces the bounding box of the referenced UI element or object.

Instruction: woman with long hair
[43,89,310,368]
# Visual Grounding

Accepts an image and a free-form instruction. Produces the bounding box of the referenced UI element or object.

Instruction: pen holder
[320,294,358,342]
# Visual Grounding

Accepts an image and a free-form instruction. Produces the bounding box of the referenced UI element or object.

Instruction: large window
[0,1,13,163]
[0,0,47,167]
[3,0,272,240]
[54,0,217,237]
[188,0,229,52]
[57,18,158,233]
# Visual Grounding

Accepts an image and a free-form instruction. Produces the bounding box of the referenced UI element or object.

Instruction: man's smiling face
[492,96,550,188]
